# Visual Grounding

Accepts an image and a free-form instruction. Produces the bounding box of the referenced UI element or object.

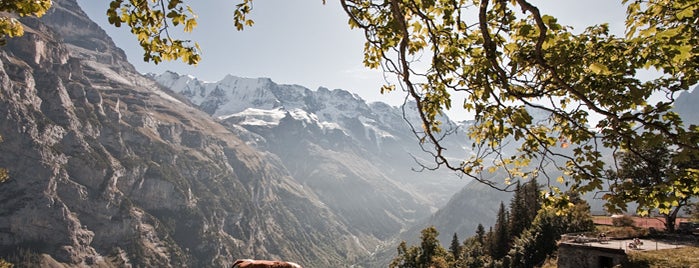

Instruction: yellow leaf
[588,62,610,75]
[677,7,694,19]
[184,19,197,32]
[556,176,565,184]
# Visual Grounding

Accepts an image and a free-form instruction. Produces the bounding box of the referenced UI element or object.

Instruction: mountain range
[152,69,479,236]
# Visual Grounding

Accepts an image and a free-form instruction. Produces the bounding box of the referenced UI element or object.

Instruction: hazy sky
[76,0,626,121]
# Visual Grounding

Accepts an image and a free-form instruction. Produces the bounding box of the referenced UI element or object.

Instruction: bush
[612,215,636,227]
[596,225,649,239]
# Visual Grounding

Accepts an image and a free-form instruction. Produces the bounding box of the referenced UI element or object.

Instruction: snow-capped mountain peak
[153,72,387,132]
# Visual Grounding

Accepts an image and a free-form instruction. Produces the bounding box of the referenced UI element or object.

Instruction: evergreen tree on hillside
[390,226,449,268]
[491,202,510,260]
[520,180,542,235]
[509,182,527,239]
[449,233,461,262]
[510,180,543,243]
[523,179,542,222]
[392,185,592,268]
[475,223,486,245]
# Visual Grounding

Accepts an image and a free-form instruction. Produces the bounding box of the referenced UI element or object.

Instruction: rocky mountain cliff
[0,0,376,267]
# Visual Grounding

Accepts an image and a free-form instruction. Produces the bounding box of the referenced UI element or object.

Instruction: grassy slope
[625,246,699,268]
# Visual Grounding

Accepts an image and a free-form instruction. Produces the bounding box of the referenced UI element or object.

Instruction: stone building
[557,236,686,268]
[557,242,627,268]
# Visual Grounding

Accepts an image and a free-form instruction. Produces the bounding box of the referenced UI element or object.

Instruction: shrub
[612,215,636,227]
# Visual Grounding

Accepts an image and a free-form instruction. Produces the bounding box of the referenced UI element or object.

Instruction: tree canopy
[606,140,699,231]
[1,0,698,211]
[338,0,699,210]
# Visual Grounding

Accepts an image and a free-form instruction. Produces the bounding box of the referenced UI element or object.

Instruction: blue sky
[76,0,626,121]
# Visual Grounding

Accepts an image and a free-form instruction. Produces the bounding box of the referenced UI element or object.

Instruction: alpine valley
[1,0,698,267]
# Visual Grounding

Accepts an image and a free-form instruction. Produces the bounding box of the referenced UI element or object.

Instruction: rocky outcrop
[0,1,368,267]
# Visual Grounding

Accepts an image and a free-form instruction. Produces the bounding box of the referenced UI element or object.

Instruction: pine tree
[509,182,528,239]
[509,180,543,247]
[449,232,461,262]
[491,202,510,260]
[475,223,486,245]
[486,226,494,257]
[523,179,542,223]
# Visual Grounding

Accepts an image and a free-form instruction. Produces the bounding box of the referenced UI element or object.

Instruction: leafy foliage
[605,140,699,231]
[0,0,258,65]
[596,224,649,239]
[339,0,699,209]
[0,0,52,45]
[106,0,204,64]
[460,236,490,268]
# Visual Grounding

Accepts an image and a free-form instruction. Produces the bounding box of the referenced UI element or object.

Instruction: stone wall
[557,243,627,268]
